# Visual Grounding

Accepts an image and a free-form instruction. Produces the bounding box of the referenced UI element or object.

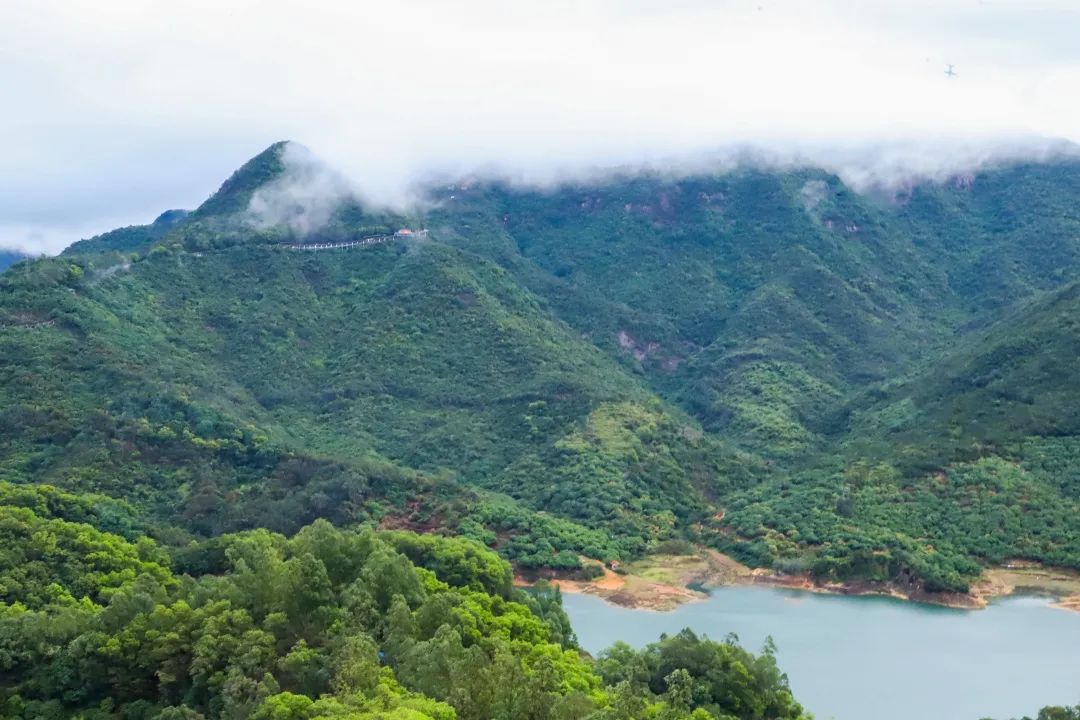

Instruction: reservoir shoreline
[560,585,1080,720]
[514,552,1080,613]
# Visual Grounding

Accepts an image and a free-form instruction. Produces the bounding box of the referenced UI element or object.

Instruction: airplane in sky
[945,64,957,78]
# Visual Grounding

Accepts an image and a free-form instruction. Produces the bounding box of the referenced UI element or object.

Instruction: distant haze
[3,0,1080,253]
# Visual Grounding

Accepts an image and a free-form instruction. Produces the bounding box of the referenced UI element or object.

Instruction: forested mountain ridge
[5,141,1080,599]
[431,160,1080,455]
[0,148,751,569]
[418,155,1080,591]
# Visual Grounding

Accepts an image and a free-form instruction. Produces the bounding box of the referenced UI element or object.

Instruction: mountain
[1,144,755,572]
[429,161,1080,455]
[3,141,1080,596]
[188,139,291,219]
[415,160,1080,590]
[0,250,27,273]
[850,278,1080,459]
[60,209,190,257]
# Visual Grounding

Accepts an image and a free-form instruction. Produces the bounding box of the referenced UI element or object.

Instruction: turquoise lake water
[562,587,1080,720]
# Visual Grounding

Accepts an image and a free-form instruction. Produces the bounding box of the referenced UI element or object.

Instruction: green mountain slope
[429,160,1080,461]
[849,279,1080,460]
[3,141,1080,597]
[0,146,761,569]
[62,209,190,257]
[422,157,1080,589]
[786,279,1080,580]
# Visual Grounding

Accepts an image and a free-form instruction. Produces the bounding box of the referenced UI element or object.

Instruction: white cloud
[246,143,357,235]
[2,0,1079,252]
[0,219,138,256]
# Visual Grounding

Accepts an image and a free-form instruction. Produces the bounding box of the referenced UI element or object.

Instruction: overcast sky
[3,0,1080,254]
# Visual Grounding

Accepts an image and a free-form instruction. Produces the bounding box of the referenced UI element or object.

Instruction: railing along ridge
[286,229,427,251]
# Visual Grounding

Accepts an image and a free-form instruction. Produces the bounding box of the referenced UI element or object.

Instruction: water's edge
[518,553,1080,614]
[562,586,1080,720]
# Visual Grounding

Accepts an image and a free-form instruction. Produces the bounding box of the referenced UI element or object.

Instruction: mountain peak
[190,140,294,219]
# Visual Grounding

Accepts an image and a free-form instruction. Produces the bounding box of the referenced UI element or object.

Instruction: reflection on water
[562,586,1080,720]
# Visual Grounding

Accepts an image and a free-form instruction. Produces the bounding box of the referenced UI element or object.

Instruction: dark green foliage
[426,160,1080,591]
[849,280,1080,461]
[0,220,733,568]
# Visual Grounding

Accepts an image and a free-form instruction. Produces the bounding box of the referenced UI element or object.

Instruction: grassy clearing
[975,564,1080,604]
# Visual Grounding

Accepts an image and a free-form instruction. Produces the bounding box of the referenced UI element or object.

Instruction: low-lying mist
[8,2,1080,253]
[241,134,1080,239]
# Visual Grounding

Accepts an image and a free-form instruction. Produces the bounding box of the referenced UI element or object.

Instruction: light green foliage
[0,506,170,607]
[0,509,803,720]
[595,630,805,720]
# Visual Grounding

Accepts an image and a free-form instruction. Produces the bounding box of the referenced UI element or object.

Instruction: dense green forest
[2,140,1080,716]
[426,154,1080,592]
[0,484,805,719]
[3,141,1077,594]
